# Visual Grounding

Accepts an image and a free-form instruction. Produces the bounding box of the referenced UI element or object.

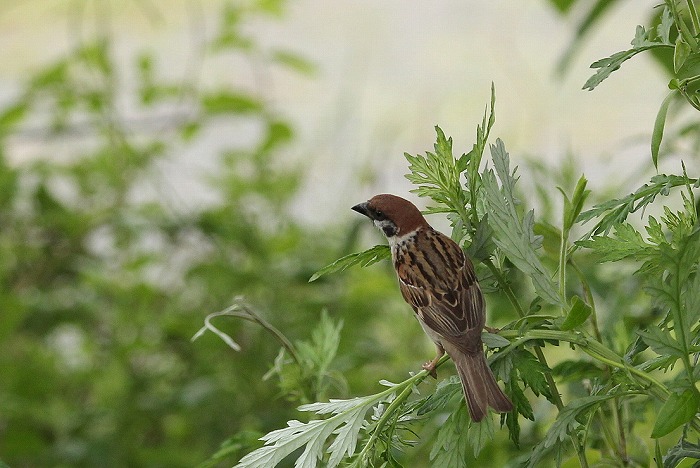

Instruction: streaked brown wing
[395,229,485,353]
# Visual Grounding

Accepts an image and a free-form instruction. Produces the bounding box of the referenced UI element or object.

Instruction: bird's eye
[374,210,386,221]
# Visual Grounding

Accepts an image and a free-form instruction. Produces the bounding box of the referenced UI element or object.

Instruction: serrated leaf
[509,379,534,421]
[559,296,592,331]
[513,350,551,399]
[466,215,496,262]
[651,389,700,438]
[577,174,697,236]
[576,223,650,262]
[430,402,471,466]
[468,413,494,457]
[236,392,393,468]
[416,376,461,415]
[309,245,390,282]
[325,405,367,467]
[652,92,675,169]
[525,394,615,467]
[637,325,684,358]
[482,140,563,307]
[658,6,673,44]
[482,332,510,348]
[404,125,470,215]
[234,419,330,468]
[646,216,666,245]
[583,21,670,92]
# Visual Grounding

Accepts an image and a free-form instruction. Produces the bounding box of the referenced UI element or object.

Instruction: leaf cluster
[253,79,700,466]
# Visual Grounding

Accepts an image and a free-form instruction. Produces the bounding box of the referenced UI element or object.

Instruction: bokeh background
[0,0,677,466]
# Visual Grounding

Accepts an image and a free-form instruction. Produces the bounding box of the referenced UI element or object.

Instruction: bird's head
[352,194,429,239]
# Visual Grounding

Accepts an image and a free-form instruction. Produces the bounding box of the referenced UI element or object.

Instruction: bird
[352,193,513,422]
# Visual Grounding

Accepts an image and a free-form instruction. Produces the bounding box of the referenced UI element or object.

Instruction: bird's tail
[449,346,513,422]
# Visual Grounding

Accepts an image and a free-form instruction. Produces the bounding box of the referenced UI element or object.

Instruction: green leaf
[546,0,576,14]
[584,46,661,91]
[663,438,700,467]
[513,349,551,399]
[637,326,685,359]
[506,381,532,445]
[416,376,461,415]
[651,92,675,169]
[202,90,262,115]
[295,310,343,375]
[552,360,605,382]
[467,412,494,457]
[430,402,471,466]
[235,394,388,468]
[509,381,532,422]
[674,38,691,73]
[651,389,700,438]
[561,175,590,231]
[577,174,697,236]
[684,257,700,327]
[583,21,671,91]
[576,223,650,262]
[656,6,673,44]
[404,126,469,215]
[308,245,390,282]
[558,296,592,331]
[482,332,510,348]
[525,394,616,467]
[271,49,316,75]
[482,140,563,306]
[465,215,496,262]
[555,0,620,75]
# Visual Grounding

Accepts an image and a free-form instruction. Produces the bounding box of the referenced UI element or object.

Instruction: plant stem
[484,260,565,408]
[613,398,629,464]
[569,259,602,342]
[357,357,445,463]
[686,0,700,36]
[484,260,528,318]
[484,260,589,467]
[559,226,569,316]
[497,329,671,400]
[669,0,699,51]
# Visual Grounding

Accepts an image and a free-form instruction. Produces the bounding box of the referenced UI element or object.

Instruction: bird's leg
[422,344,445,379]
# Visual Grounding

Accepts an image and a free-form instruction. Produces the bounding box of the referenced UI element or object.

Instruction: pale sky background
[0,0,671,224]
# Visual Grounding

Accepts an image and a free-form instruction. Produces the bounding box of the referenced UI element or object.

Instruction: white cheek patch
[387,230,417,249]
[373,219,397,236]
[373,219,391,230]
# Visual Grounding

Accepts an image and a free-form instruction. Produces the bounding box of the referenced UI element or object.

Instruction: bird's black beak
[351,202,371,218]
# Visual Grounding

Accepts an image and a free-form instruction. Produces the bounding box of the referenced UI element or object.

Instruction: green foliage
[582,11,674,92]
[255,75,700,465]
[574,1,700,167]
[482,139,564,307]
[308,245,390,283]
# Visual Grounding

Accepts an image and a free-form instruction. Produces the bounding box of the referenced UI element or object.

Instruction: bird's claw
[422,361,438,379]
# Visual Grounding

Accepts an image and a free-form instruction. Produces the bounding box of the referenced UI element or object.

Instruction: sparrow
[352,194,512,422]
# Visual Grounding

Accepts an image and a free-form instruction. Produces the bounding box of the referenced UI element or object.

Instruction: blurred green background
[0,0,680,466]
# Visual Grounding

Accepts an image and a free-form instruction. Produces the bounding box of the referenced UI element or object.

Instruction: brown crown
[364,194,430,235]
